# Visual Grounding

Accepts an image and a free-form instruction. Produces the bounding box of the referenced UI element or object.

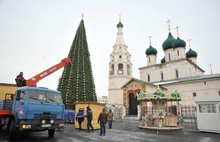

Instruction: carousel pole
[140,99,142,116]
[146,101,148,116]
[145,101,147,116]
[152,101,153,116]
[171,101,173,114]
[157,99,159,127]
[177,101,179,115]
[166,100,168,114]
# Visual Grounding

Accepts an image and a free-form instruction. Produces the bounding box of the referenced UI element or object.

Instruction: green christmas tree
[58,19,97,109]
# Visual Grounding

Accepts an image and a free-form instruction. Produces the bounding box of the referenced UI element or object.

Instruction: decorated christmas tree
[58,19,97,109]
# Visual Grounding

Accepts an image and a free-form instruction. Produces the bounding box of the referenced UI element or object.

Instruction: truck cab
[7,86,65,139]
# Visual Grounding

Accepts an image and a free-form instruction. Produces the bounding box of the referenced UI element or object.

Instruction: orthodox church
[108,19,133,106]
[108,19,220,117]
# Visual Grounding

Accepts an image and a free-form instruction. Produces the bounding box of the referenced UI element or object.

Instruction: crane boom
[25,58,72,87]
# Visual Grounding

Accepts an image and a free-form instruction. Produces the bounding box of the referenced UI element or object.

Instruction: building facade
[108,19,133,106]
[97,96,107,104]
[0,83,17,100]
[121,78,158,115]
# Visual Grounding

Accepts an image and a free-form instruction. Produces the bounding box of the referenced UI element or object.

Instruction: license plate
[42,124,51,128]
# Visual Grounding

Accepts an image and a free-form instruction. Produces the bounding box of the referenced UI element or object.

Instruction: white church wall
[174,48,186,60]
[147,55,157,66]
[161,79,220,106]
[108,75,132,105]
[140,60,204,83]
[165,48,175,62]
[108,89,123,105]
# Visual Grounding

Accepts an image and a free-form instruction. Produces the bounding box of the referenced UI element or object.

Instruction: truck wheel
[9,120,17,140]
[0,119,2,130]
[48,129,55,137]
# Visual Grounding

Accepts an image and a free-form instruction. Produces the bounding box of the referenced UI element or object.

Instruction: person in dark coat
[98,108,107,136]
[76,109,84,130]
[86,106,94,132]
[107,109,114,129]
[15,72,26,87]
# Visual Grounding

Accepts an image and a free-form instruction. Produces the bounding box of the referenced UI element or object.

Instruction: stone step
[123,115,139,120]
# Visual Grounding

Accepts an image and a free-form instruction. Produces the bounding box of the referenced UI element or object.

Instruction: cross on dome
[188,39,192,48]
[175,26,180,37]
[148,36,152,46]
[166,19,171,32]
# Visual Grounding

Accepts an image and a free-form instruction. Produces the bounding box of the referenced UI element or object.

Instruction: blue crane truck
[0,86,65,140]
[0,58,73,140]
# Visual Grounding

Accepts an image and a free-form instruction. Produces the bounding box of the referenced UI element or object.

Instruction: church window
[193,92,197,97]
[119,55,122,58]
[168,53,171,61]
[147,74,150,82]
[127,64,130,75]
[219,91,220,96]
[149,57,151,63]
[204,81,206,85]
[110,64,114,75]
[177,50,180,56]
[161,72,164,80]
[175,69,179,78]
[118,63,123,74]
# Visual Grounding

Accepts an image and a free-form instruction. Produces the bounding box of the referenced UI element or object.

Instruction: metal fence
[181,105,196,117]
[105,106,125,119]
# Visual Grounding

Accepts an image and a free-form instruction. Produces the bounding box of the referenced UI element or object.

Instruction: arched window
[168,53,171,61]
[175,69,179,78]
[127,64,130,75]
[118,63,123,74]
[147,74,150,82]
[161,72,164,80]
[119,55,122,58]
[110,64,114,75]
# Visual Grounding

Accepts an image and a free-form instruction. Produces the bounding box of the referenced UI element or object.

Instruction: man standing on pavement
[86,106,94,132]
[107,109,114,129]
[98,108,107,136]
[76,109,84,130]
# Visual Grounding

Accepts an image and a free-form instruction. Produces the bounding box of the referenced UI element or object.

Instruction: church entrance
[129,93,138,115]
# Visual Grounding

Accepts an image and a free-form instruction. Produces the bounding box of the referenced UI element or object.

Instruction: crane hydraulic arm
[24,58,72,87]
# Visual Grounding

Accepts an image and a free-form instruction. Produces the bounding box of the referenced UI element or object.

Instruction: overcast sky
[0,0,220,97]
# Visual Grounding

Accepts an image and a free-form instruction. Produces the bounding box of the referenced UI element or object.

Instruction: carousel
[138,86,183,131]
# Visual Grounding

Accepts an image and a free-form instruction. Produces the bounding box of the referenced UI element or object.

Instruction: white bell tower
[108,17,133,105]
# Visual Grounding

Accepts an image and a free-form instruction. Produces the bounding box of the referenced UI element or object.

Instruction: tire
[0,118,2,130]
[48,129,55,137]
[9,120,17,140]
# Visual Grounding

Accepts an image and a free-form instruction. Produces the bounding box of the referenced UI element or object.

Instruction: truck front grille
[34,112,57,119]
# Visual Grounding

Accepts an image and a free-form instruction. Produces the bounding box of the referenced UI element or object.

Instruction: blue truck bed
[0,100,13,110]
[0,100,3,110]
